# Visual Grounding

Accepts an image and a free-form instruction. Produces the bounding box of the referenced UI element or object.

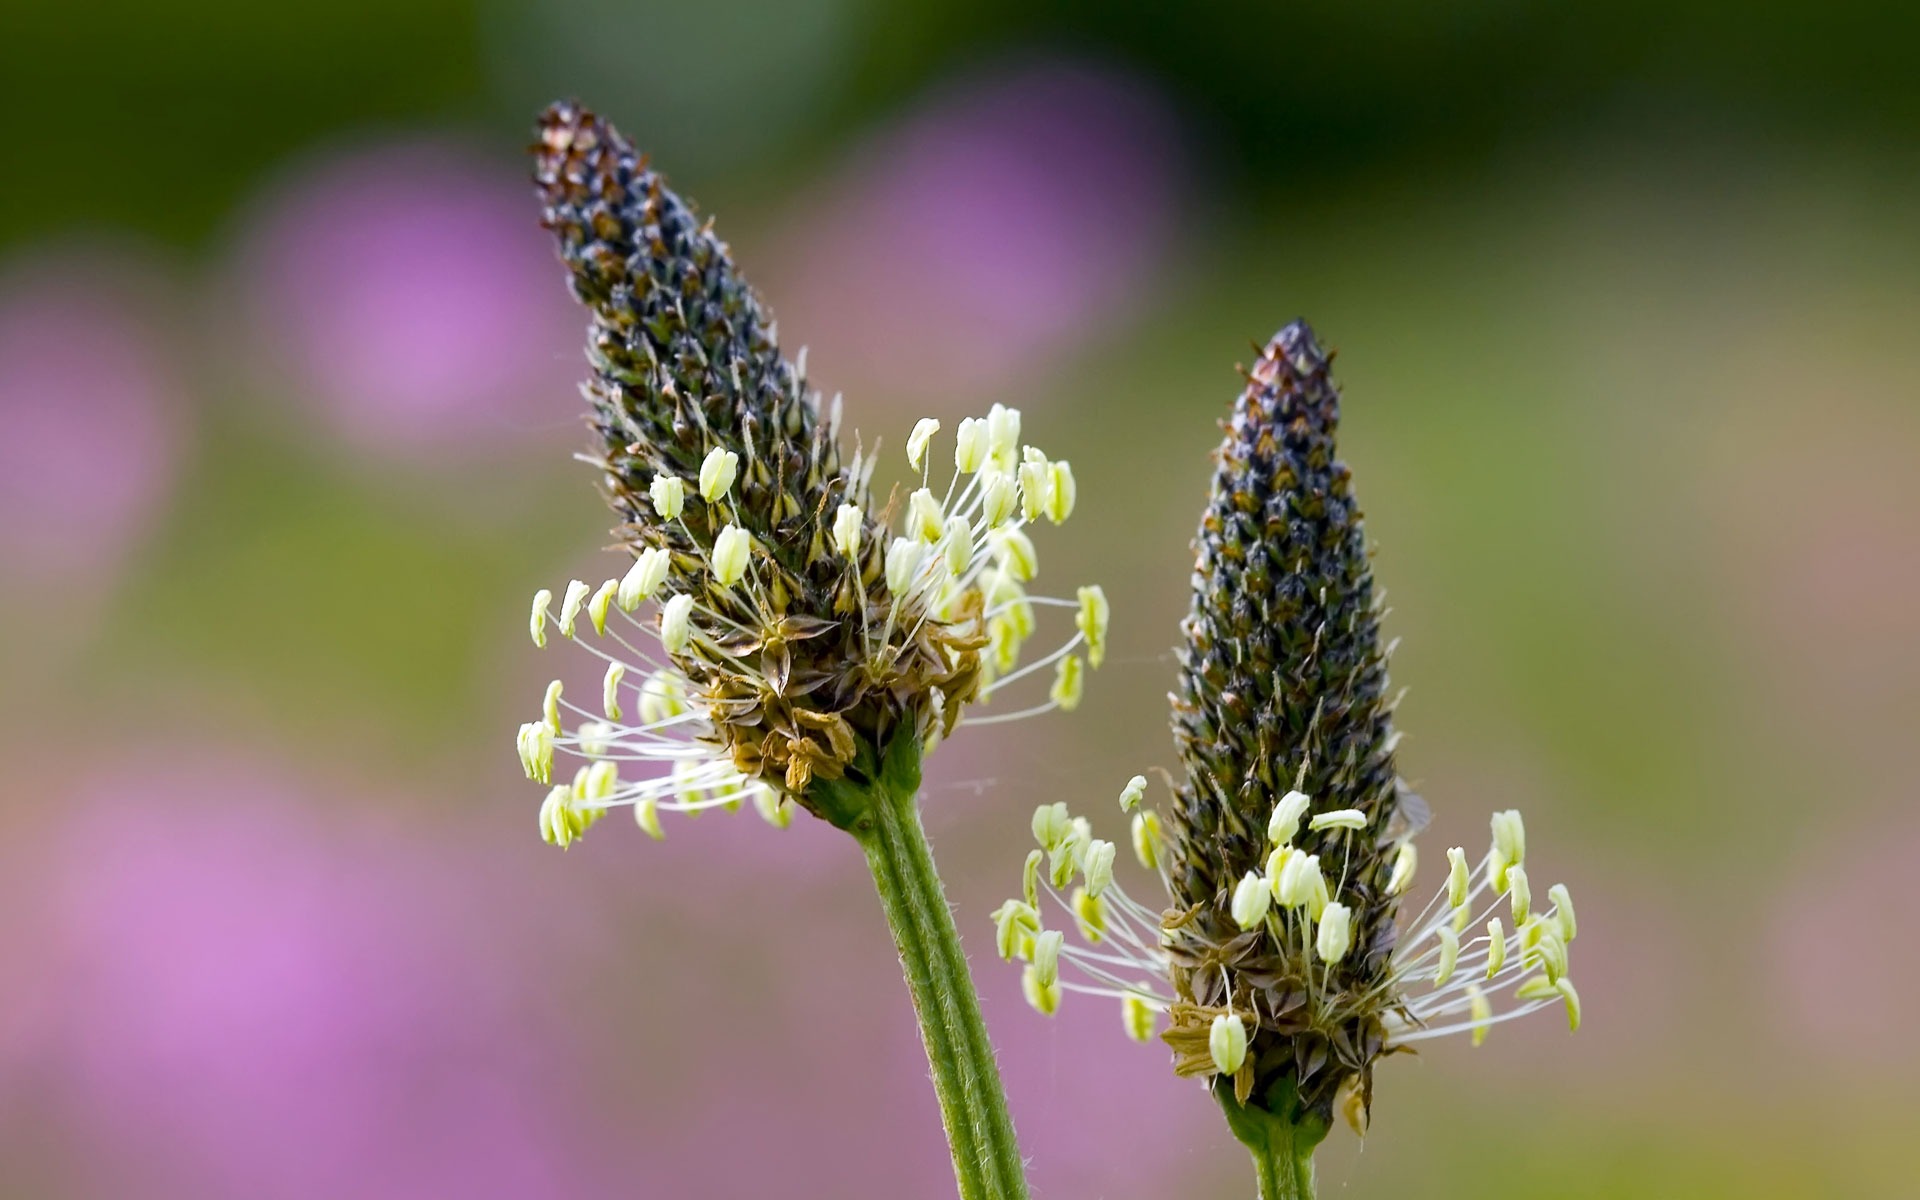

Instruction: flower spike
[984,320,1585,1181]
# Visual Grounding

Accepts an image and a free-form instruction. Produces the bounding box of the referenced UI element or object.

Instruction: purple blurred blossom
[232,138,580,459]
[0,255,184,586]
[0,752,628,1198]
[762,59,1187,408]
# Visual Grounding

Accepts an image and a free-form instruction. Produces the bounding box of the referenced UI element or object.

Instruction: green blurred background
[3,2,1917,1196]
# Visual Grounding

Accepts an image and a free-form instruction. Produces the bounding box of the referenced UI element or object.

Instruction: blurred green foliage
[10,0,1920,241]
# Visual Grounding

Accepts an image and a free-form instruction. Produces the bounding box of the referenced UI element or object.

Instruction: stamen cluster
[518,103,1105,841]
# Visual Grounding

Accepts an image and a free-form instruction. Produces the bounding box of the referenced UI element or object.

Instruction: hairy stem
[1216,1080,1329,1200]
[818,733,1030,1200]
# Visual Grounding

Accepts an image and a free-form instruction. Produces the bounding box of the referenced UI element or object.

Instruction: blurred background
[2,1,1917,1196]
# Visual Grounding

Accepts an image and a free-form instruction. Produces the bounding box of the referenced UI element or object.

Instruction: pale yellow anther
[1232,871,1272,930]
[989,527,1038,581]
[1446,846,1471,908]
[538,785,576,848]
[1050,654,1084,711]
[529,588,552,647]
[987,403,1022,468]
[619,548,670,611]
[1387,841,1418,895]
[1468,985,1493,1047]
[992,899,1040,960]
[886,537,926,596]
[1072,886,1107,942]
[907,488,945,543]
[1031,802,1072,850]
[980,469,1019,527]
[1118,774,1147,812]
[585,759,619,804]
[698,447,739,502]
[1514,974,1559,1002]
[1309,808,1369,832]
[1122,994,1157,1043]
[660,593,695,654]
[516,722,555,785]
[1131,810,1162,871]
[639,670,688,724]
[1209,1012,1248,1076]
[1507,864,1532,924]
[1268,790,1311,845]
[649,473,685,520]
[1276,851,1325,913]
[602,662,626,720]
[1022,849,1043,907]
[990,572,1036,637]
[1317,902,1353,963]
[712,524,752,587]
[577,721,614,757]
[1083,839,1117,898]
[1556,978,1582,1032]
[1527,927,1568,984]
[1018,456,1050,522]
[1075,585,1109,668]
[1264,845,1295,894]
[752,783,793,829]
[1032,929,1063,989]
[1434,925,1460,986]
[1048,830,1083,889]
[633,796,665,840]
[954,417,989,473]
[1549,883,1577,941]
[542,679,564,735]
[670,760,712,808]
[1486,917,1507,978]
[1045,461,1076,524]
[1022,964,1061,1016]
[987,616,1023,674]
[559,580,590,639]
[587,579,619,636]
[942,516,973,573]
[907,417,940,470]
[832,503,863,559]
[1490,809,1526,891]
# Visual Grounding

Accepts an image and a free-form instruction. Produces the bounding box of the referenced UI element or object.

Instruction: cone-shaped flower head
[1160,319,1404,1116]
[520,101,1103,839]
[988,321,1581,1135]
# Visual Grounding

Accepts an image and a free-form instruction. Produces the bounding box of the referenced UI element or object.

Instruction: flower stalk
[1215,1079,1328,1200]
[815,733,1029,1200]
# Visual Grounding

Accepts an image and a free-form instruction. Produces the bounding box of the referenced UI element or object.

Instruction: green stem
[815,732,1030,1200]
[1216,1080,1329,1200]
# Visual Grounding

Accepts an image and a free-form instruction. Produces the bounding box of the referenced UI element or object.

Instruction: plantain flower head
[990,321,1580,1135]
[518,102,1105,843]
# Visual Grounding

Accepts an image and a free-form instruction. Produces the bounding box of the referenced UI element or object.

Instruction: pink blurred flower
[762,58,1187,408]
[614,901,1210,1199]
[0,752,627,1198]
[0,253,184,586]
[232,137,580,460]
[1767,810,1920,1071]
